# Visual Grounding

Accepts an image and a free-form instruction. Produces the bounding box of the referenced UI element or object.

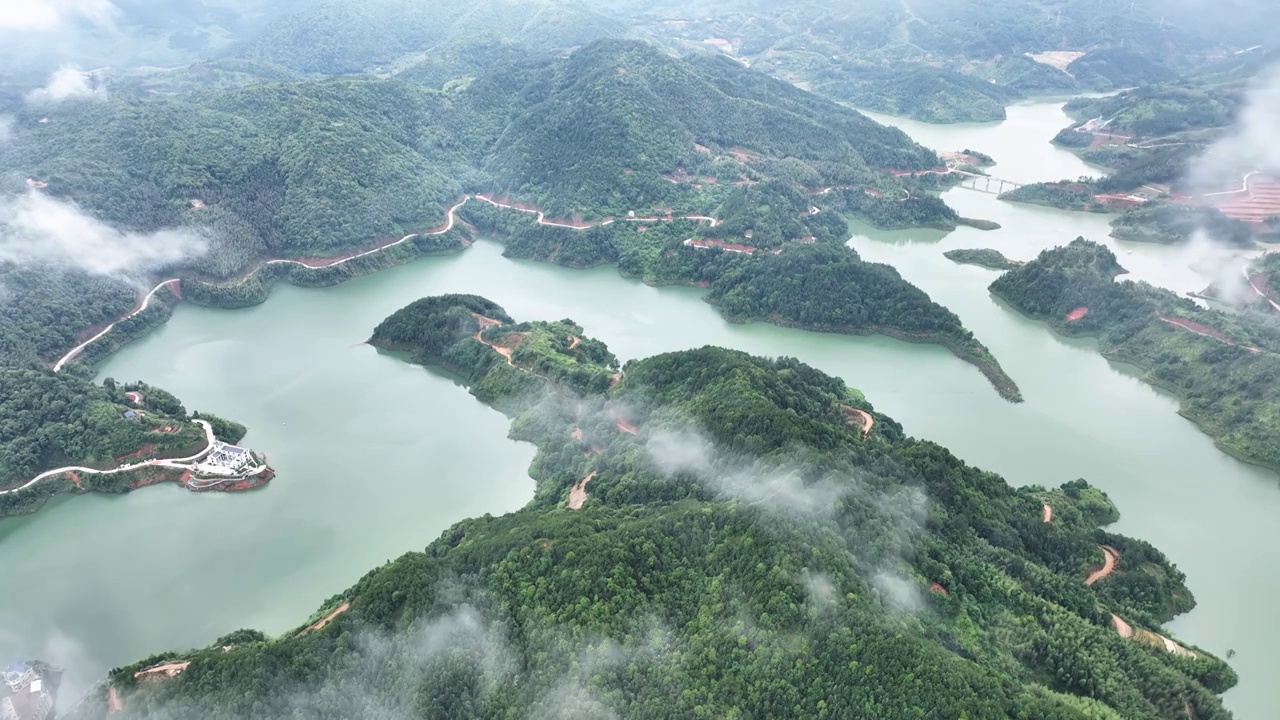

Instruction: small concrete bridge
[952,170,1022,195]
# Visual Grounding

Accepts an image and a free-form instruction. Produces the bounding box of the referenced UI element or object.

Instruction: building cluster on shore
[1,662,60,720]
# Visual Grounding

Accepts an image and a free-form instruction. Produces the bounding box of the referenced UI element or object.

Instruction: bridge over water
[952,170,1022,195]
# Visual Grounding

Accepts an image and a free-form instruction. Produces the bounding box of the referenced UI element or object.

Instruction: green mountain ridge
[82,294,1233,719]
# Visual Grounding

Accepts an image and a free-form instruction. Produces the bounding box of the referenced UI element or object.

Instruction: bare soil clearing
[1042,501,1052,523]
[134,661,190,681]
[568,471,596,510]
[1065,307,1089,322]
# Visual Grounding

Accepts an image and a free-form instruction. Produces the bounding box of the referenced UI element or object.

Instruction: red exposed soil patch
[839,406,874,437]
[1085,545,1119,586]
[570,427,583,441]
[609,372,623,387]
[614,418,638,435]
[124,391,143,405]
[307,602,350,632]
[134,662,190,681]
[568,335,581,350]
[1065,307,1089,322]
[114,444,157,463]
[1209,174,1280,223]
[568,471,596,510]
[64,471,82,489]
[165,279,182,300]
[107,685,122,714]
[929,582,950,596]
[1042,501,1052,523]
[129,470,176,490]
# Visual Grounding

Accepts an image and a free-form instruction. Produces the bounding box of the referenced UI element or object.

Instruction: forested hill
[95,295,1233,720]
[483,40,938,215]
[3,40,936,264]
[228,0,624,75]
[991,239,1280,470]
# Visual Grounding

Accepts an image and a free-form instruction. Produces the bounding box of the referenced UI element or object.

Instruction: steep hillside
[87,296,1234,720]
[486,41,938,215]
[229,0,625,74]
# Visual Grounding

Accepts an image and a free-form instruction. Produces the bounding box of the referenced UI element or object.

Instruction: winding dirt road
[51,194,726,374]
[51,197,472,372]
[53,280,180,371]
[1085,545,1119,586]
[1244,265,1280,313]
[1,420,215,497]
[306,602,350,632]
[474,193,721,228]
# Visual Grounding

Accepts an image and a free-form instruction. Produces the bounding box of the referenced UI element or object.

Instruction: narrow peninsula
[89,294,1233,720]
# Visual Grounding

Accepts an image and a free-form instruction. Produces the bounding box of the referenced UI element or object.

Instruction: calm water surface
[1,100,1275,717]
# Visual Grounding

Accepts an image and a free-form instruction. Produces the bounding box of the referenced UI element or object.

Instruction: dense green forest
[811,63,1011,124]
[457,191,1021,401]
[1110,202,1255,246]
[944,248,1023,271]
[0,368,222,515]
[0,266,136,367]
[1002,181,1110,213]
[1061,85,1238,141]
[2,40,937,268]
[992,239,1280,470]
[91,295,1232,720]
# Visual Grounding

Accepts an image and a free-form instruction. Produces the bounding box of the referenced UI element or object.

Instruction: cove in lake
[0,100,1275,718]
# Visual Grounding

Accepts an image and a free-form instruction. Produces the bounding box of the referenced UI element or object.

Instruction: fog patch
[0,0,116,31]
[1190,64,1280,192]
[872,570,924,615]
[0,624,96,702]
[0,191,208,281]
[645,428,847,518]
[26,66,106,103]
[0,115,13,144]
[801,570,838,610]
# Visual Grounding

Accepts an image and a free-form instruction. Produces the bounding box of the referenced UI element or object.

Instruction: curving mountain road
[50,193,723,373]
[52,198,472,372]
[1,420,215,496]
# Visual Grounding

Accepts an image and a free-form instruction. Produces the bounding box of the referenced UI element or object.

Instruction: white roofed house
[193,442,258,477]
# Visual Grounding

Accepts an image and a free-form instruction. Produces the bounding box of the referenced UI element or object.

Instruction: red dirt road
[1085,545,1119,586]
[307,602,350,632]
[1160,316,1258,352]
